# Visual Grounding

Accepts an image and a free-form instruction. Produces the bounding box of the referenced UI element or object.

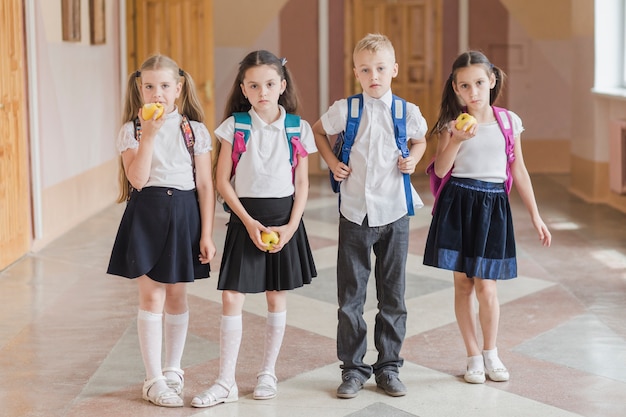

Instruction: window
[594,0,626,95]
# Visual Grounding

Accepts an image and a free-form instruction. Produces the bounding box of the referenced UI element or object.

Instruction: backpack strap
[492,106,515,193]
[284,113,307,177]
[391,95,414,216]
[340,94,363,164]
[231,112,252,176]
[180,115,196,181]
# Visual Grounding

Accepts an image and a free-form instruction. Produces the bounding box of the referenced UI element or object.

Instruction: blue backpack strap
[340,94,363,164]
[284,113,301,167]
[391,95,414,216]
[231,112,251,176]
[492,106,515,193]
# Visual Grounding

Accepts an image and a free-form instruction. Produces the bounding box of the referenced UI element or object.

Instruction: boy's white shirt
[321,89,427,227]
[214,105,317,198]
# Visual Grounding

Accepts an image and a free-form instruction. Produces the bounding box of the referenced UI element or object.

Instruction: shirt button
[167,189,173,196]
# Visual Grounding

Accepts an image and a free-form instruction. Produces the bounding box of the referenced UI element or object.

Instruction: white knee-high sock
[260,311,286,375]
[137,310,163,381]
[164,311,189,371]
[218,315,243,386]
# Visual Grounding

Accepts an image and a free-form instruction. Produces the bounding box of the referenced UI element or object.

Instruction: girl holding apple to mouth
[191,50,317,408]
[423,51,551,384]
[107,55,216,407]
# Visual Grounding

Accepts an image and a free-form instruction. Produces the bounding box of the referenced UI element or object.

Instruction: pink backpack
[426,106,515,212]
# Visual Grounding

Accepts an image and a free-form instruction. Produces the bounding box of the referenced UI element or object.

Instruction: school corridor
[1,174,625,417]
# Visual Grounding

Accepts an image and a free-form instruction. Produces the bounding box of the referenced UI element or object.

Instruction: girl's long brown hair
[429,50,506,137]
[116,55,204,203]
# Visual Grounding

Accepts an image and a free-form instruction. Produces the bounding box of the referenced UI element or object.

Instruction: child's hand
[331,160,352,182]
[198,236,216,264]
[448,120,477,142]
[268,223,297,253]
[245,220,277,252]
[397,155,417,174]
[533,218,552,247]
[137,108,165,139]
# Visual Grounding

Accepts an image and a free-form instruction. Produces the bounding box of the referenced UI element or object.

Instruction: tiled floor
[1,174,625,417]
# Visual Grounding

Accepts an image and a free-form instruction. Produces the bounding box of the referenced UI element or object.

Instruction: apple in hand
[141,103,165,120]
[455,112,477,132]
[261,231,280,250]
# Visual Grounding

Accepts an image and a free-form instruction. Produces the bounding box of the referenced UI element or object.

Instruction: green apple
[261,231,280,250]
[455,112,477,131]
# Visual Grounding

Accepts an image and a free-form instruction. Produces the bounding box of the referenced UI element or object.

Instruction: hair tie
[178,69,185,77]
[281,57,288,66]
[135,70,141,78]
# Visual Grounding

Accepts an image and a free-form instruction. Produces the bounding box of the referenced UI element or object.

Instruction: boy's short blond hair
[353,33,396,63]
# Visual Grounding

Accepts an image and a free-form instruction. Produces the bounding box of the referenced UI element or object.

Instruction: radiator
[609,119,626,194]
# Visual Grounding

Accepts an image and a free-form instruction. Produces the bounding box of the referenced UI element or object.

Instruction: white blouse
[214,106,317,198]
[116,109,212,191]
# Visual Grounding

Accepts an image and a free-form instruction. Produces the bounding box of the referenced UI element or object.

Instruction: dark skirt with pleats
[107,186,210,283]
[218,196,317,293]
[423,177,517,279]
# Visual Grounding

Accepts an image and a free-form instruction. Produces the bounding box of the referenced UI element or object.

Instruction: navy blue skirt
[423,177,517,279]
[107,187,210,283]
[218,197,317,293]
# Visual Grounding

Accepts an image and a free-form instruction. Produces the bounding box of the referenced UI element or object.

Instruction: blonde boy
[312,33,427,398]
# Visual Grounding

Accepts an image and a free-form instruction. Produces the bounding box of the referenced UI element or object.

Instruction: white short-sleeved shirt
[214,106,317,198]
[320,90,427,227]
[116,109,212,191]
[451,110,523,182]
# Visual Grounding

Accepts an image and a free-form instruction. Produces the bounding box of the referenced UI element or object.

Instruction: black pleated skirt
[423,177,517,279]
[218,197,317,293]
[107,187,210,283]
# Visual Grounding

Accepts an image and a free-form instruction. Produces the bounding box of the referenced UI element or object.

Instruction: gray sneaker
[375,373,407,397]
[336,375,363,399]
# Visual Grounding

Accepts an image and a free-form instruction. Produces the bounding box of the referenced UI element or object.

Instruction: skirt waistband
[449,177,505,192]
[132,186,196,197]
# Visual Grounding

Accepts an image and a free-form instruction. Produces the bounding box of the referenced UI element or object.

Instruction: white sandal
[191,380,238,408]
[253,371,278,400]
[142,375,183,407]
[163,367,184,394]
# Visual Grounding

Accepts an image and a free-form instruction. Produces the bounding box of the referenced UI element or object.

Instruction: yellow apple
[261,231,280,250]
[141,103,164,120]
[455,112,477,131]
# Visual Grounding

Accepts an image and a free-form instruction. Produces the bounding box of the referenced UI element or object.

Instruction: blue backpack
[330,93,415,216]
[221,112,307,211]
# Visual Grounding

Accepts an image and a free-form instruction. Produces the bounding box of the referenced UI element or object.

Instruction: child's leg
[137,276,182,406]
[453,272,480,357]
[192,290,244,407]
[474,278,509,381]
[260,291,287,375]
[454,272,487,383]
[473,278,499,351]
[254,291,287,400]
[163,283,189,393]
[137,276,167,381]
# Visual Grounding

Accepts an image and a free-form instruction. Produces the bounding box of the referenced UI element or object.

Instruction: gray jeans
[336,214,409,382]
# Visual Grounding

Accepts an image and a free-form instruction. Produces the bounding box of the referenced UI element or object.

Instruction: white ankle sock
[260,310,286,375]
[467,355,484,372]
[137,310,163,380]
[164,311,189,380]
[483,348,506,370]
[217,315,242,391]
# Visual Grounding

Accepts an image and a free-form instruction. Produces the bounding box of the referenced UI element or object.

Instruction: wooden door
[126,0,215,130]
[346,0,441,152]
[0,0,31,270]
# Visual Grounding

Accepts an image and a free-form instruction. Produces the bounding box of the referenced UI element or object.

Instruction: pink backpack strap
[290,136,308,170]
[492,106,515,193]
